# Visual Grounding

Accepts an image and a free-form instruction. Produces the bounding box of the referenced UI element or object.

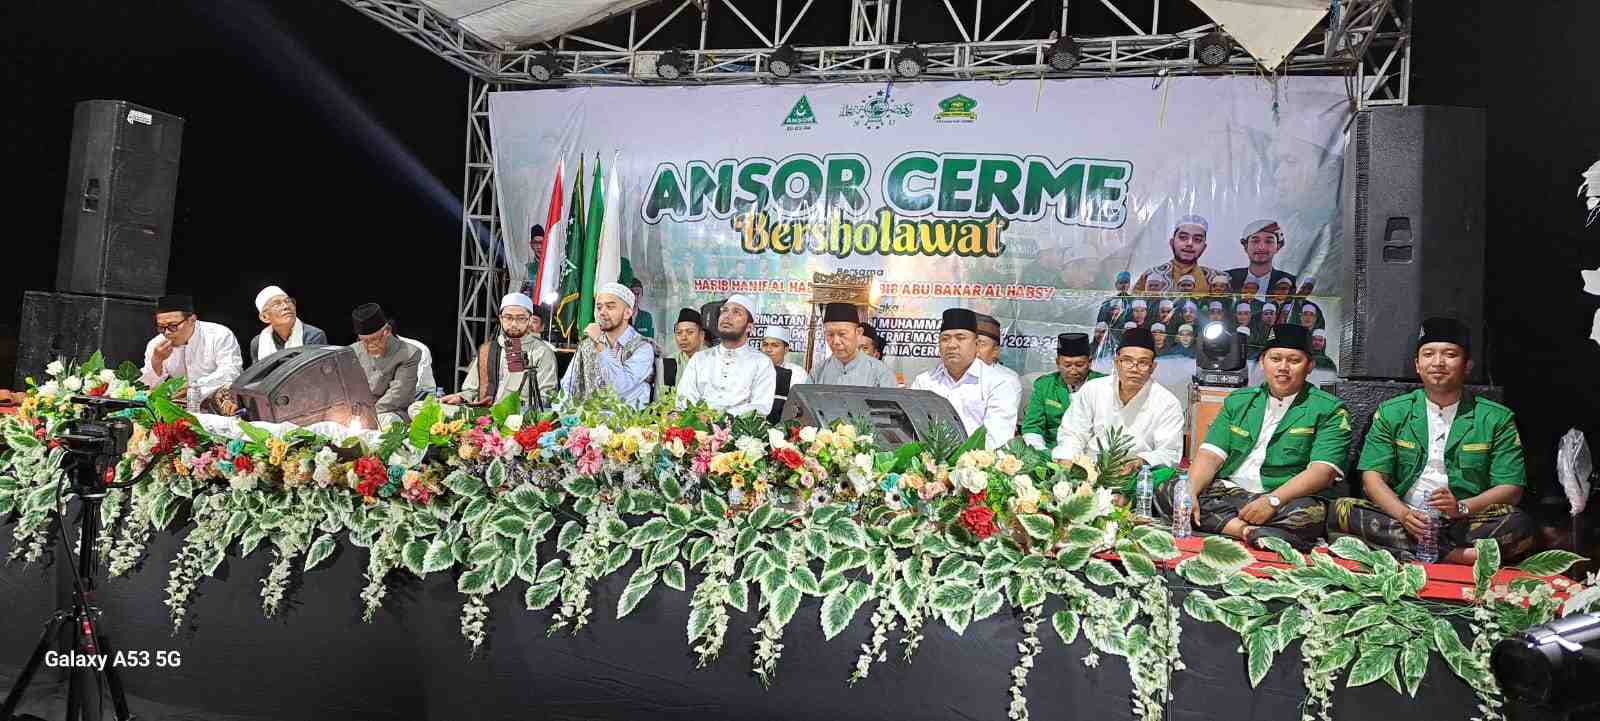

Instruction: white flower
[505,414,524,431]
[63,376,83,392]
[46,360,66,377]
[37,381,60,397]
[98,369,117,384]
[1092,487,1116,519]
[314,446,337,468]
[767,428,793,451]
[229,472,259,492]
[589,425,614,447]
[109,380,134,400]
[846,453,875,495]
[952,466,988,494]
[798,427,818,444]
[637,437,659,457]
[1013,476,1040,505]
[1052,481,1074,505]
[734,434,766,458]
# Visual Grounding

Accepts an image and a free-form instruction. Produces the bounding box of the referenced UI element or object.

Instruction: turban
[725,294,757,319]
[352,303,388,336]
[1175,214,1209,234]
[596,282,635,308]
[762,326,794,347]
[1241,219,1282,240]
[501,292,535,313]
[254,285,287,313]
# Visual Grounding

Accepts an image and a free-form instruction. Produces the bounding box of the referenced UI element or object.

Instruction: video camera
[55,395,145,495]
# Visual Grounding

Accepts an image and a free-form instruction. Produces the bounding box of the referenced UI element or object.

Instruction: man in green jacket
[1020,333,1105,451]
[1328,318,1535,564]
[1158,324,1351,551]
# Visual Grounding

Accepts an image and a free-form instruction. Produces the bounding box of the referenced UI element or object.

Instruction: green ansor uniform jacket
[1202,384,1352,493]
[1020,371,1106,450]
[1355,389,1525,499]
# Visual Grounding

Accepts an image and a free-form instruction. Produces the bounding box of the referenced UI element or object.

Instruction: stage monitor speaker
[779,384,966,449]
[232,346,378,429]
[15,290,156,389]
[1341,105,1486,382]
[55,99,185,300]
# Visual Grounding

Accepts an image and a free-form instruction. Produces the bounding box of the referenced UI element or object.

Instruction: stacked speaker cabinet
[1339,105,1486,383]
[13,100,184,388]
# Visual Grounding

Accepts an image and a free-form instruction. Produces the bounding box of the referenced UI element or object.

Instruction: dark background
[1,0,1596,497]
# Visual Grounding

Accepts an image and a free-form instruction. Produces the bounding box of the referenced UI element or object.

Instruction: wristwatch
[1456,500,1470,517]
[1266,495,1281,508]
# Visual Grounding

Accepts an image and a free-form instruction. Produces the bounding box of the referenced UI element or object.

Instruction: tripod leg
[91,635,130,721]
[0,611,71,719]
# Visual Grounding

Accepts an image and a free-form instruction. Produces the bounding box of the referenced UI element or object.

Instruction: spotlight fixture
[894,44,926,78]
[769,44,799,77]
[1193,320,1248,386]
[1046,36,1081,71]
[1196,30,1231,67]
[656,48,687,80]
[529,51,561,82]
[1492,613,1600,712]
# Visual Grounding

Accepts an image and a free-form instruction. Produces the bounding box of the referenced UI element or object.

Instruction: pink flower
[401,483,433,504]
[565,427,592,456]
[478,431,505,459]
[919,480,949,501]
[691,448,712,477]
[576,446,604,476]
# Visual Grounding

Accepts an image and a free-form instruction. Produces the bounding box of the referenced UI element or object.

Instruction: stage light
[1046,36,1081,71]
[656,49,687,80]
[529,51,562,82]
[769,45,799,77]
[1194,320,1248,386]
[1492,613,1600,712]
[894,44,926,78]
[1196,31,1231,67]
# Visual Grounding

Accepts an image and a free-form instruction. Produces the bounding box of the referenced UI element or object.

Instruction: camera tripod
[3,406,148,721]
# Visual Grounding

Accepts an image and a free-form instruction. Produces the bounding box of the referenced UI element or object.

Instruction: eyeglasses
[1115,356,1155,371]
[157,316,193,334]
[264,297,295,312]
[499,313,532,323]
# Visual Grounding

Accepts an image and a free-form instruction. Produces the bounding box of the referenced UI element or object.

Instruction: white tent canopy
[420,0,662,47]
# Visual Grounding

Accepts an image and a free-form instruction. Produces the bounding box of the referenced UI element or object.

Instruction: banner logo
[933,94,978,123]
[782,96,817,131]
[839,90,913,130]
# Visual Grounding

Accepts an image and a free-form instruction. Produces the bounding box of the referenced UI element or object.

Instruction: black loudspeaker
[15,291,156,388]
[55,100,185,299]
[700,301,725,334]
[779,384,967,449]
[231,346,378,429]
[1330,379,1503,473]
[1341,105,1486,382]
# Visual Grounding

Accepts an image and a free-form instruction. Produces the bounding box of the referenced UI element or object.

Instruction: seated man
[975,314,1021,386]
[140,294,243,410]
[759,325,809,422]
[1051,328,1185,492]
[1158,324,1350,551]
[443,293,559,410]
[1328,318,1536,563]
[248,285,328,364]
[561,283,656,408]
[1020,332,1104,451]
[811,304,897,387]
[911,308,1019,450]
[396,334,439,400]
[661,307,706,389]
[350,303,419,427]
[677,294,776,417]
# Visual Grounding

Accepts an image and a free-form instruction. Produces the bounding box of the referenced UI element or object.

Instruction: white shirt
[677,342,777,416]
[1244,269,1273,300]
[911,359,1020,450]
[781,362,811,387]
[140,320,244,408]
[1200,391,1344,494]
[398,336,438,397]
[1403,400,1458,508]
[1051,374,1185,468]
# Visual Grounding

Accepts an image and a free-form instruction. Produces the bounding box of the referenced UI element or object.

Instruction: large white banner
[490,77,1350,396]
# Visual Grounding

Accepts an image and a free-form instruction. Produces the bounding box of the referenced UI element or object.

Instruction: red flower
[151,419,200,456]
[353,456,388,498]
[966,490,987,507]
[664,426,697,448]
[233,454,256,475]
[514,419,556,451]
[959,505,999,539]
[771,447,805,471]
[87,384,108,397]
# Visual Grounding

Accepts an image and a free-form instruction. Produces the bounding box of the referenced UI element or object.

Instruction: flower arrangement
[0,360,1593,721]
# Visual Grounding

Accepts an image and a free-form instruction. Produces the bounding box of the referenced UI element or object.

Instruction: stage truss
[340,0,1412,388]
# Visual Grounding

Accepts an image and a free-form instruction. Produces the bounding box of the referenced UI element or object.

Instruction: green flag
[576,157,605,331]
[554,155,587,341]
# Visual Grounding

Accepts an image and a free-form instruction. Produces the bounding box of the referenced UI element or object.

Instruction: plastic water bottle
[1412,504,1441,563]
[1134,468,1154,519]
[1173,483,1193,539]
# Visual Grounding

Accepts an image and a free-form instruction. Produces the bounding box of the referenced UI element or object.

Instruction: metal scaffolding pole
[455,75,505,392]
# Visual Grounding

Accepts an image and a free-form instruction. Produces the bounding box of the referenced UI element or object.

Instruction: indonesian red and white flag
[534,159,566,306]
